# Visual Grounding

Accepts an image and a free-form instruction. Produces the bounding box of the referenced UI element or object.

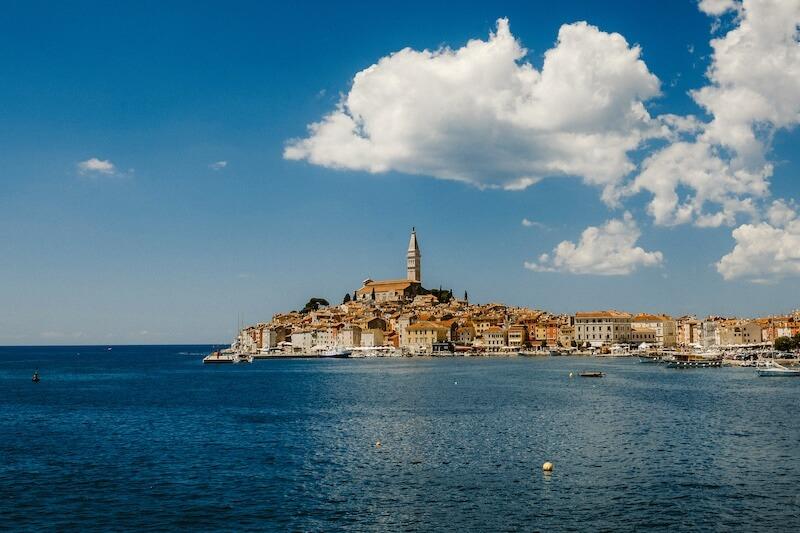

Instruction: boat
[579,371,604,378]
[320,348,352,358]
[665,353,722,368]
[638,355,662,364]
[757,361,800,377]
[203,350,235,364]
[31,370,40,383]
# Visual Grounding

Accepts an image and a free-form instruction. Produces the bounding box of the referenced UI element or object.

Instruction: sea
[1,345,799,531]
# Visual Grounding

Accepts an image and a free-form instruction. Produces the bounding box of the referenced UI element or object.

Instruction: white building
[632,314,677,347]
[361,329,385,347]
[574,311,632,347]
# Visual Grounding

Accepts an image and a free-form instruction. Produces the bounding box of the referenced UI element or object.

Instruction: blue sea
[1,345,799,531]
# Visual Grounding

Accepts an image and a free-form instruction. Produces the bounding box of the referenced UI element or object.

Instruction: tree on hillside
[342,293,351,304]
[301,298,329,314]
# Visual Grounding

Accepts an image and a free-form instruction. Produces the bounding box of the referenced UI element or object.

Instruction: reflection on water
[1,346,799,531]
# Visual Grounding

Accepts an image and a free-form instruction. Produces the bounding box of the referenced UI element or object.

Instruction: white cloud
[630,0,799,229]
[717,203,800,281]
[521,218,548,229]
[525,212,663,275]
[698,0,740,16]
[631,140,766,227]
[628,0,800,226]
[210,160,228,170]
[285,19,661,199]
[77,157,116,176]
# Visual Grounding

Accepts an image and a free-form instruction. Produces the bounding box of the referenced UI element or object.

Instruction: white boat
[320,348,352,358]
[757,361,800,377]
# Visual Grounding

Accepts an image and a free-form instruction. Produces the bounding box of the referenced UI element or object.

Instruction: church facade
[355,228,424,303]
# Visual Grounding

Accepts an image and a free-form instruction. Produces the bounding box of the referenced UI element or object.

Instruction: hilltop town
[231,229,800,357]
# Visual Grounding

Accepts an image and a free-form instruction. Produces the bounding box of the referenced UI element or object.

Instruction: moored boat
[757,361,800,377]
[665,353,722,368]
[320,348,352,358]
[579,371,604,378]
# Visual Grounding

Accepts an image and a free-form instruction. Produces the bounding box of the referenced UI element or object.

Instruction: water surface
[1,346,799,531]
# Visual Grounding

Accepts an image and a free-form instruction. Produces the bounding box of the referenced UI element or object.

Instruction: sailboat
[757,361,800,377]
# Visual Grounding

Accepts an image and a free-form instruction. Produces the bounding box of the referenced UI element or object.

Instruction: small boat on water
[638,355,662,364]
[757,361,800,377]
[31,370,40,383]
[320,349,352,358]
[579,371,604,378]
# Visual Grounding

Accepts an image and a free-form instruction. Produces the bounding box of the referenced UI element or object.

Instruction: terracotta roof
[575,310,632,318]
[633,313,672,322]
[406,321,448,332]
[356,279,419,294]
[484,326,504,333]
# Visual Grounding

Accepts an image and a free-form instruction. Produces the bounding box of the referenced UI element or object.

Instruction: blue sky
[2,0,799,345]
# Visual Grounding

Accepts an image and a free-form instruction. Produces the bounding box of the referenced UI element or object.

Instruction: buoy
[569,372,573,378]
[454,381,458,385]
[542,461,554,472]
[375,440,382,448]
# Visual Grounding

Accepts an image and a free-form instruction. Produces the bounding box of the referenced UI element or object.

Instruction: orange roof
[575,310,632,318]
[484,326,504,333]
[407,321,448,332]
[355,279,419,294]
[633,313,671,322]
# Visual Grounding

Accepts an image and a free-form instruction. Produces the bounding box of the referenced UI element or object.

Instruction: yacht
[320,348,352,358]
[757,361,800,377]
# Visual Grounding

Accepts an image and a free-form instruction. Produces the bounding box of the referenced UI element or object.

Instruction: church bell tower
[407,227,421,283]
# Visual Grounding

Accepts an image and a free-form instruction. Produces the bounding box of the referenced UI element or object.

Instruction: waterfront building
[361,329,385,347]
[701,320,719,348]
[484,326,508,349]
[507,324,527,348]
[455,323,476,345]
[404,321,449,352]
[717,320,763,346]
[337,325,362,347]
[291,331,317,352]
[558,325,575,346]
[632,314,677,347]
[574,310,632,347]
[629,327,656,345]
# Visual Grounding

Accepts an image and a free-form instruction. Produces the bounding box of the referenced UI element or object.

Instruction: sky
[1,0,799,345]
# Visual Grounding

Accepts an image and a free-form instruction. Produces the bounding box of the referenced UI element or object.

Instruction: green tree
[774,336,793,352]
[342,293,351,304]
[301,297,329,314]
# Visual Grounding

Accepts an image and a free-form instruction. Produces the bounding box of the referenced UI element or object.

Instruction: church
[355,228,425,303]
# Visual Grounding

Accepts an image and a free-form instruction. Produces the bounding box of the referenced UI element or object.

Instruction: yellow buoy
[542,461,554,472]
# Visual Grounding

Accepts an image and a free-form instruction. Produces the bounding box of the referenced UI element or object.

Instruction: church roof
[355,279,419,294]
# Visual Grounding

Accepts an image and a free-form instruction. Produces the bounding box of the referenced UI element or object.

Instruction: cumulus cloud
[209,160,228,170]
[77,157,116,176]
[285,18,661,199]
[717,202,800,281]
[631,140,766,227]
[698,0,740,16]
[524,212,663,275]
[631,0,800,229]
